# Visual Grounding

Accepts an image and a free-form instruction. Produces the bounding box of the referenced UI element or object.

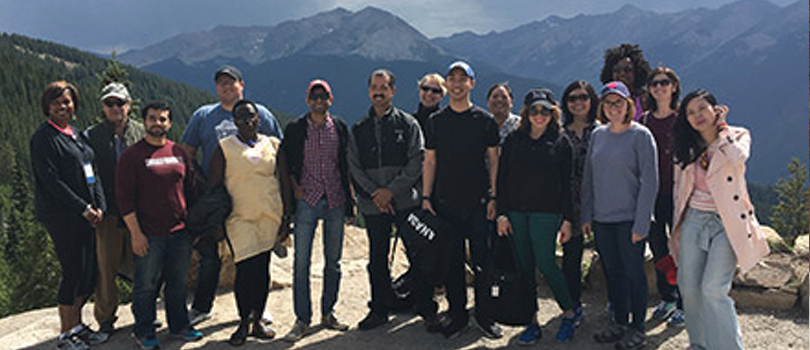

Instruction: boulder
[731,253,803,310]
[761,226,791,253]
[794,234,809,258]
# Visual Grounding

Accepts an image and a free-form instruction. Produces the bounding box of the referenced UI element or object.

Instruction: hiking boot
[556,317,576,341]
[472,315,502,339]
[188,309,212,326]
[667,309,685,327]
[321,312,349,331]
[652,300,677,320]
[358,311,389,330]
[171,328,203,342]
[517,323,542,346]
[56,336,89,350]
[283,320,311,342]
[74,324,109,346]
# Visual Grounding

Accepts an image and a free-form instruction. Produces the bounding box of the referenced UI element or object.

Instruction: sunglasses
[603,98,626,109]
[103,99,127,108]
[420,86,443,95]
[567,93,590,103]
[649,79,672,88]
[612,65,633,74]
[529,106,552,117]
[309,92,330,101]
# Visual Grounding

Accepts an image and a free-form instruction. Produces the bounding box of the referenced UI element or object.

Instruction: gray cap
[100,82,131,102]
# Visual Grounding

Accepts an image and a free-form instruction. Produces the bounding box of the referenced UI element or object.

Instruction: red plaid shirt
[301,114,345,209]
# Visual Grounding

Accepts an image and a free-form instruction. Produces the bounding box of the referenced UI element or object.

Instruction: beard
[147,127,166,137]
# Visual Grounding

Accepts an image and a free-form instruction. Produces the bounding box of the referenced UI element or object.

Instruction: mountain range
[117,0,808,183]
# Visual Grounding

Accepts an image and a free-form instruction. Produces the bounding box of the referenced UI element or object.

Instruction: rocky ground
[1,226,807,349]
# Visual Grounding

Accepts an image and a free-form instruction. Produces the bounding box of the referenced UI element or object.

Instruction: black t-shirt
[425,105,499,210]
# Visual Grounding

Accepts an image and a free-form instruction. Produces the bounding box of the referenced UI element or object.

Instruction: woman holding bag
[671,90,769,350]
[496,87,577,345]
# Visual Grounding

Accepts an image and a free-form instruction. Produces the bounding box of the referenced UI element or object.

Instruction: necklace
[699,150,710,170]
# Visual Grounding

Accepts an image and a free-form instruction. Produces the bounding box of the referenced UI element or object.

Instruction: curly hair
[674,90,718,168]
[599,43,652,97]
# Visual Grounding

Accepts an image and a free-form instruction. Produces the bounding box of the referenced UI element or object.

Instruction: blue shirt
[182,102,282,177]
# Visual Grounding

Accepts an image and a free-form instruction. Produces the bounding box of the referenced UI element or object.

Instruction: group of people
[30,42,769,350]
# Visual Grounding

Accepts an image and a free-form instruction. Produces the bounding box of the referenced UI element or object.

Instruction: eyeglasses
[309,92,330,101]
[103,99,126,108]
[420,86,443,95]
[649,79,672,88]
[528,107,552,117]
[612,65,633,74]
[567,94,590,103]
[603,98,626,109]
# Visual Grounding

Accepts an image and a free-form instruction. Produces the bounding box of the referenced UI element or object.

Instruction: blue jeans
[132,231,193,338]
[594,221,647,332]
[293,199,345,324]
[678,208,743,350]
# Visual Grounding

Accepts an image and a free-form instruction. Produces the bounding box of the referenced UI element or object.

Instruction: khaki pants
[94,214,133,326]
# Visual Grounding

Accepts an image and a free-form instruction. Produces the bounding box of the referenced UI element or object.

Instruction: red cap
[308,79,333,98]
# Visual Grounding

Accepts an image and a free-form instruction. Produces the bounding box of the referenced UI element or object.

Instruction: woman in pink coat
[671,90,769,350]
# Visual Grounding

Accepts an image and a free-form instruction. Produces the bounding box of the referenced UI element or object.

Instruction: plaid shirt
[301,114,345,209]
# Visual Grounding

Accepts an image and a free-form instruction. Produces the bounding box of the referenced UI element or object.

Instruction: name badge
[83,162,96,185]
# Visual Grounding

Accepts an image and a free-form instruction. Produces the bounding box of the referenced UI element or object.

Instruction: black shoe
[472,316,503,339]
[441,316,468,339]
[228,320,249,347]
[358,311,389,330]
[424,314,443,333]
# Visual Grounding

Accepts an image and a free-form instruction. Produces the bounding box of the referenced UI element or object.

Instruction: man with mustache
[348,69,434,331]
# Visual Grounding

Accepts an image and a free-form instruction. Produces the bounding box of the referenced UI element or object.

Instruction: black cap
[214,65,243,82]
[523,88,557,109]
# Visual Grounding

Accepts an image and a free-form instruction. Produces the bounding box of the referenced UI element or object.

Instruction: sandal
[593,324,625,343]
[616,328,646,350]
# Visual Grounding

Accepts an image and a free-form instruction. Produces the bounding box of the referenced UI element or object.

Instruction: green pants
[508,211,573,312]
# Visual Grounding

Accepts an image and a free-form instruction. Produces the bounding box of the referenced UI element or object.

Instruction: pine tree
[769,158,810,244]
[97,51,141,121]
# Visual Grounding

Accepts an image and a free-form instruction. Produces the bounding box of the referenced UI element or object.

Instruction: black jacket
[280,113,353,217]
[186,183,231,239]
[497,128,574,222]
[84,118,145,215]
[30,122,106,223]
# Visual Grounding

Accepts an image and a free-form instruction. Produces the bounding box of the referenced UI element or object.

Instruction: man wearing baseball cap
[422,61,502,339]
[182,65,283,326]
[83,82,145,337]
[279,79,353,342]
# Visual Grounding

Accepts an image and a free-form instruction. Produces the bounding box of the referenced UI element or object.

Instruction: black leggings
[44,217,97,305]
[234,251,271,320]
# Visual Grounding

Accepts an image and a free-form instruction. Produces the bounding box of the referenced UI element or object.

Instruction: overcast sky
[0,0,798,53]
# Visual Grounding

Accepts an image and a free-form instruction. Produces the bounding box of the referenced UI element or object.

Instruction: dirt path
[1,227,807,349]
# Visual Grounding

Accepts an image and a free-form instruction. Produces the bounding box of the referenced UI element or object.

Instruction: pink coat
[670,126,769,273]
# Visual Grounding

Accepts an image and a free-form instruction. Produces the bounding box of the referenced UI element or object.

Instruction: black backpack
[476,235,537,326]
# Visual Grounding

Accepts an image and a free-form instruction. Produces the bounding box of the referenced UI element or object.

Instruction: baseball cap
[99,82,131,102]
[600,81,631,99]
[307,79,333,97]
[523,88,557,109]
[446,61,475,80]
[214,65,243,81]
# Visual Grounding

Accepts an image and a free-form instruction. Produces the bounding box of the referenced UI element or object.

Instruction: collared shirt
[301,114,345,209]
[498,113,521,145]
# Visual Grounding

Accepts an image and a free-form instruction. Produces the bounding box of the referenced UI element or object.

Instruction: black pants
[234,251,270,320]
[649,193,681,306]
[191,235,221,313]
[365,208,437,318]
[435,203,491,323]
[44,217,97,305]
[562,234,584,306]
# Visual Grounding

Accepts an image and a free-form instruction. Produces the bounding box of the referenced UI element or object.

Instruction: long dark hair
[561,80,599,127]
[674,90,718,168]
